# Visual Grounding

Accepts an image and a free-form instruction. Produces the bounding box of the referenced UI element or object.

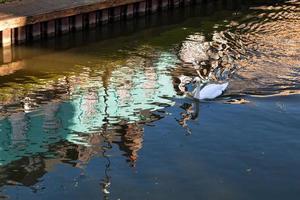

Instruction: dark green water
[0,1,300,199]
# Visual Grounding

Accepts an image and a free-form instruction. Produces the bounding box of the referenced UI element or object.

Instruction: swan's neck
[192,83,205,98]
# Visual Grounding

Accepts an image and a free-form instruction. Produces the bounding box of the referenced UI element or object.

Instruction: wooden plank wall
[0,0,206,47]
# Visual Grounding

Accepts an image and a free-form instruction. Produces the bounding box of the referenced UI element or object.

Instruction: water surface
[0,1,300,199]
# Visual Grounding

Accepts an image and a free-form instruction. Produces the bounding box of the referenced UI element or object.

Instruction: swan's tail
[221,82,229,92]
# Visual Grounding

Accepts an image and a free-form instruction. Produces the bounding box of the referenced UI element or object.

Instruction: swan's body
[192,78,228,100]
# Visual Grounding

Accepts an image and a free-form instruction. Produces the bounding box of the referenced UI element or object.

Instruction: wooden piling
[152,0,159,12]
[2,29,12,47]
[41,22,47,39]
[89,12,97,27]
[139,1,147,15]
[114,7,121,20]
[0,0,201,47]
[127,4,134,18]
[32,23,41,39]
[162,0,169,9]
[75,15,83,30]
[47,20,55,37]
[101,9,109,24]
[17,27,26,43]
[61,17,70,33]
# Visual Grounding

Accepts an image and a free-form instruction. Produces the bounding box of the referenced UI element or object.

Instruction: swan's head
[192,77,208,85]
[192,77,201,84]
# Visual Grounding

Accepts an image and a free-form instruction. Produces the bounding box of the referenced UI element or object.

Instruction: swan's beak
[192,77,201,84]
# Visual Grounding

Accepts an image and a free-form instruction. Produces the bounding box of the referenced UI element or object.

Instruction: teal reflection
[0,52,177,166]
[0,102,68,166]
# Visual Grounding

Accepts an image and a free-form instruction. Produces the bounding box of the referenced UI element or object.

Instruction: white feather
[193,82,228,100]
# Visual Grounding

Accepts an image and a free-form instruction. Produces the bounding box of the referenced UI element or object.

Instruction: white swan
[192,77,228,100]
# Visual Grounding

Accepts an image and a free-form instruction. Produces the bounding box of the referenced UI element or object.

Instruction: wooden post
[146,0,152,13]
[41,22,47,39]
[120,5,127,20]
[32,23,41,39]
[133,2,139,16]
[2,29,12,47]
[89,12,97,27]
[162,0,168,9]
[83,14,89,29]
[101,9,109,24]
[127,4,134,18]
[96,11,102,24]
[75,15,83,30]
[17,27,26,43]
[152,0,159,11]
[114,7,121,21]
[61,17,70,33]
[11,28,17,44]
[54,19,61,35]
[108,8,114,22]
[139,1,146,15]
[47,20,56,37]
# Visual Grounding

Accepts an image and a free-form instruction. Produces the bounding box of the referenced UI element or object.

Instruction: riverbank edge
[0,0,206,47]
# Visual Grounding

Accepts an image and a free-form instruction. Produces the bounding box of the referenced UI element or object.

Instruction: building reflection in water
[111,122,143,167]
[122,122,144,167]
[0,50,177,195]
[9,112,28,146]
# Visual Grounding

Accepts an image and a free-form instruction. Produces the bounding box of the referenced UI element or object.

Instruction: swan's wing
[198,82,228,100]
[220,82,229,91]
[199,84,223,100]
